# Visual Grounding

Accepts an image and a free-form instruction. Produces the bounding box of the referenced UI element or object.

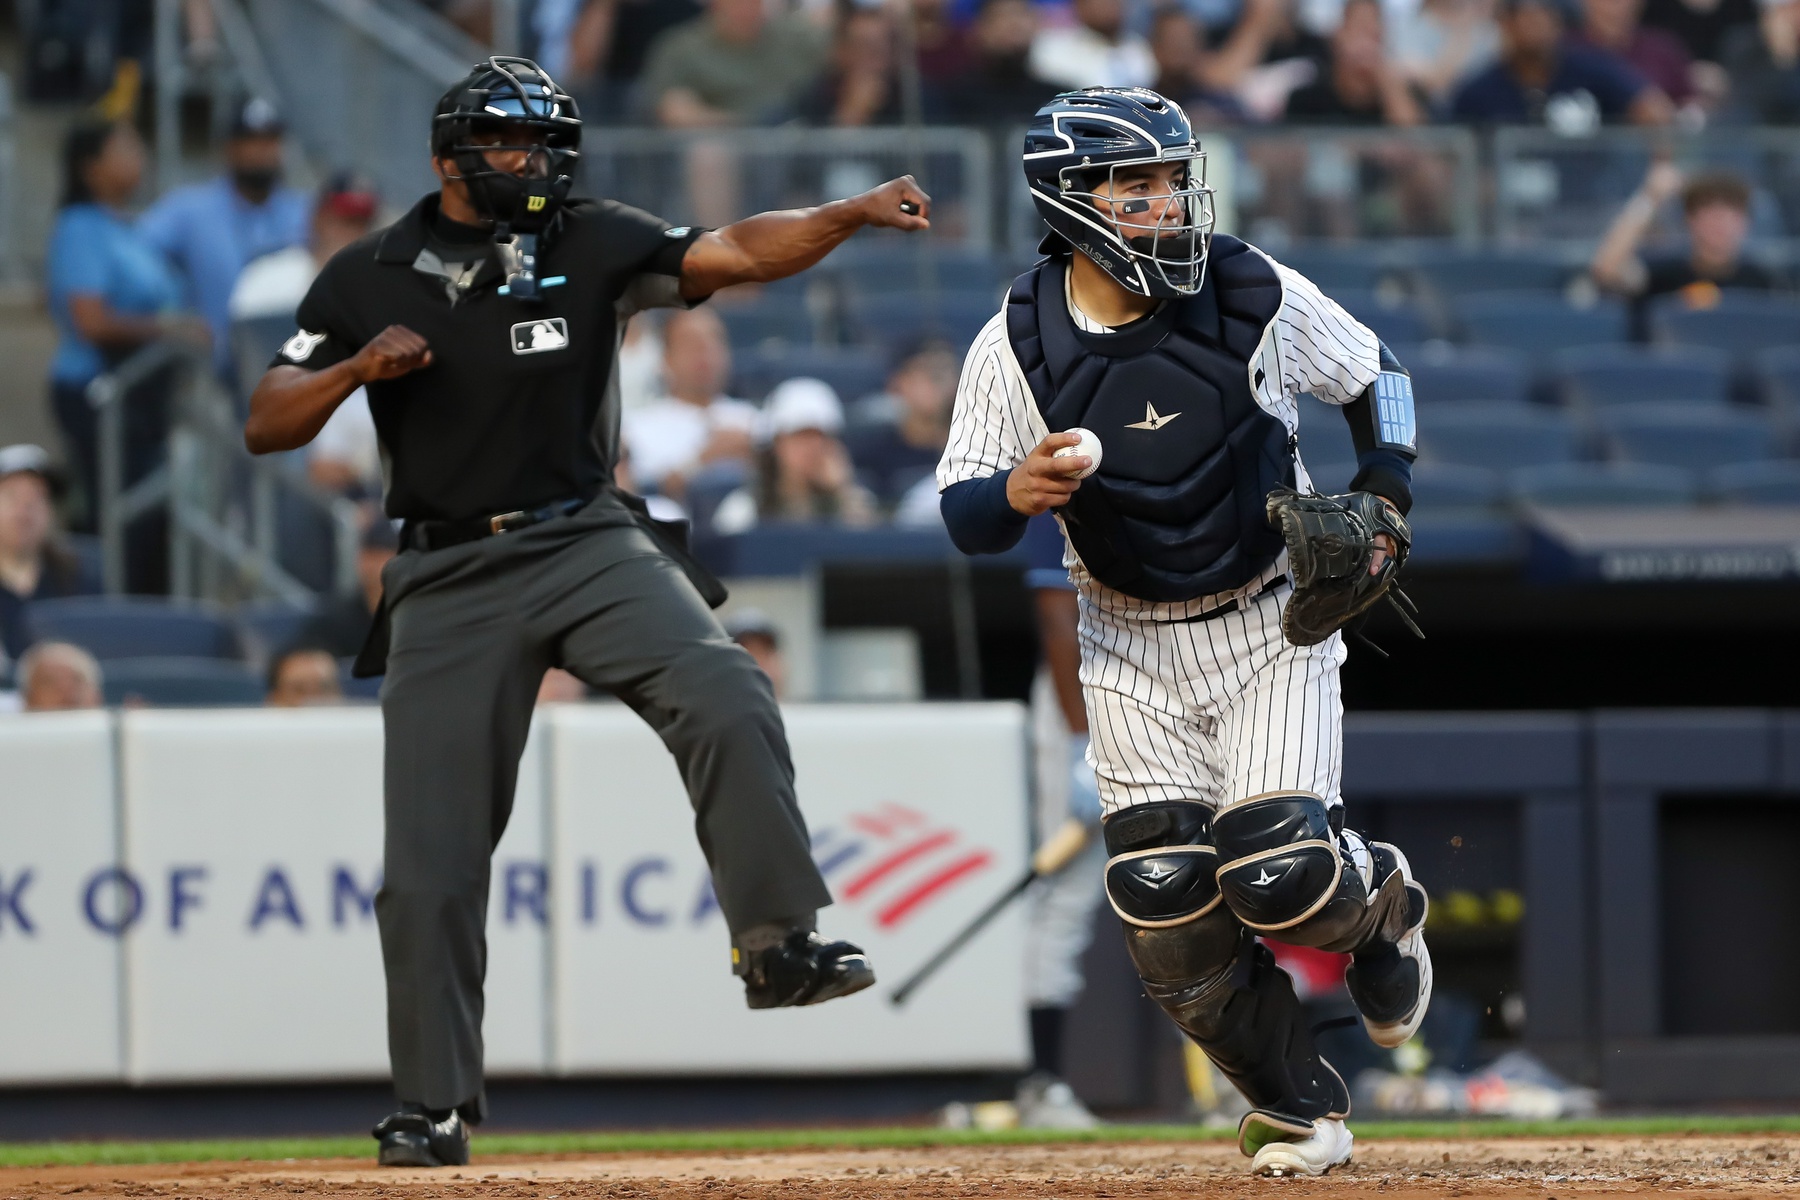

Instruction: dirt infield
[3,1134,1798,1200]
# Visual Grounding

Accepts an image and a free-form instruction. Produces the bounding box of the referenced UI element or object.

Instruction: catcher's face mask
[1061,156,1214,298]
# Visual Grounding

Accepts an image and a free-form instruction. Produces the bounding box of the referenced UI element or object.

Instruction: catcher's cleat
[1239,1111,1354,1177]
[372,1107,470,1167]
[1345,875,1433,1049]
[738,930,875,1009]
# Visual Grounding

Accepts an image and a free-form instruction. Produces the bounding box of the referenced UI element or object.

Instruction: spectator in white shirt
[621,307,759,498]
[1030,0,1158,88]
[228,172,381,497]
[712,377,878,534]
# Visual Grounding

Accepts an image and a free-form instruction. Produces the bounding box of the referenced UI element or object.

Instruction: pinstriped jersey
[937,244,1383,622]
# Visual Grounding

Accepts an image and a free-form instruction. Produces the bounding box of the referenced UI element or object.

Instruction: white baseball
[1052,427,1103,479]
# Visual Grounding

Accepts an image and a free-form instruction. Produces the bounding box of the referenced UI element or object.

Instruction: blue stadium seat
[1416,402,1582,469]
[1296,394,1357,469]
[1552,344,1732,408]
[1274,247,1395,292]
[1408,250,1572,298]
[833,251,1005,297]
[1509,462,1699,507]
[1329,288,1435,345]
[732,346,889,406]
[340,659,383,701]
[1395,344,1530,405]
[684,459,751,536]
[1751,344,1800,411]
[1409,462,1505,510]
[27,596,241,661]
[237,600,322,663]
[1454,293,1626,355]
[1708,460,1800,504]
[715,299,817,349]
[1597,403,1775,469]
[849,290,1000,354]
[102,657,263,707]
[1652,294,1800,357]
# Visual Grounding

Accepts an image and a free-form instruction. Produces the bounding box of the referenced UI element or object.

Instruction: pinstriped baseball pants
[1078,582,1347,815]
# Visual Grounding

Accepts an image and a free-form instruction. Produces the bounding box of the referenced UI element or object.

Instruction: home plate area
[5,1136,1800,1200]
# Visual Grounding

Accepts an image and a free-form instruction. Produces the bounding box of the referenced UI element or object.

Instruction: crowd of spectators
[516,0,1800,130]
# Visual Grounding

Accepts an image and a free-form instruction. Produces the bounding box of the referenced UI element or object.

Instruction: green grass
[4,1116,1800,1170]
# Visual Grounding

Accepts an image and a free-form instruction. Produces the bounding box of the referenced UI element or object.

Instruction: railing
[582,126,996,253]
[0,72,19,281]
[1492,126,1800,254]
[86,341,359,605]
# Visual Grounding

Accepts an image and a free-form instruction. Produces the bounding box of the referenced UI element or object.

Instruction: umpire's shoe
[372,1106,470,1167]
[738,930,875,1009]
[1344,848,1433,1048]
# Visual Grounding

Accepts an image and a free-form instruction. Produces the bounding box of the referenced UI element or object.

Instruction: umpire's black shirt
[274,193,703,522]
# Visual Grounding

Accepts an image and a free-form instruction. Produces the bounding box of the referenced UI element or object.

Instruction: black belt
[402,498,587,552]
[1161,575,1285,624]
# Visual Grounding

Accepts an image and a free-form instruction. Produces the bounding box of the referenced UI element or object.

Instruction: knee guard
[1213,792,1421,955]
[1102,801,1349,1122]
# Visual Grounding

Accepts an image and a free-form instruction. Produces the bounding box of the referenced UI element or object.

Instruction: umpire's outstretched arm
[677,175,930,299]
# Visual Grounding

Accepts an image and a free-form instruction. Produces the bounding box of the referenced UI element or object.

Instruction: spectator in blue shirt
[138,97,310,374]
[1451,0,1674,124]
[45,119,194,528]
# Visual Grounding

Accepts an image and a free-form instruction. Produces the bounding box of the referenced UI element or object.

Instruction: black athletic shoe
[372,1108,470,1167]
[739,930,876,1009]
[1345,871,1432,1049]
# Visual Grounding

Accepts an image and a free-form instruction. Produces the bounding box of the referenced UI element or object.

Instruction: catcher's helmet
[1023,88,1214,300]
[432,56,580,234]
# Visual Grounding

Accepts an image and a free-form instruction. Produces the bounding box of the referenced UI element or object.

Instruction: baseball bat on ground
[887,819,1092,1007]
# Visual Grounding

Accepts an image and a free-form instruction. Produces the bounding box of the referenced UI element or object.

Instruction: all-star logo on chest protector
[511,317,569,354]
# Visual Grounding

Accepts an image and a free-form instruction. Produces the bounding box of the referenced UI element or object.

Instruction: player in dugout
[243,56,930,1168]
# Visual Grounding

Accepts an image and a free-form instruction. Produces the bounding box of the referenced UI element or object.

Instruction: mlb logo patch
[511,317,569,354]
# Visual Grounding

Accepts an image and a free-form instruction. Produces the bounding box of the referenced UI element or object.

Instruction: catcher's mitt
[1265,487,1422,648]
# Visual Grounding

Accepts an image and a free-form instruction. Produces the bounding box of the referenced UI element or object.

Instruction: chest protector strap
[1005,236,1294,603]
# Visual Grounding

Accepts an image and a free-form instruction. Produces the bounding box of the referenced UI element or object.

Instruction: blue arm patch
[1373,371,1417,453]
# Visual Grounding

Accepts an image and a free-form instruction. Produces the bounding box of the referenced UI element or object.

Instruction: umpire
[245,57,931,1167]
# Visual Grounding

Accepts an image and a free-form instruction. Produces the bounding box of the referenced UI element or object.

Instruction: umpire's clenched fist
[1007,432,1091,516]
[352,325,433,383]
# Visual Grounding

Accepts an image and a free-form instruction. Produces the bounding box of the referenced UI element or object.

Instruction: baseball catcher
[938,88,1432,1177]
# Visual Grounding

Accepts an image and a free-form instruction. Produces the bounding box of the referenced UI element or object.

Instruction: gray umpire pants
[373,498,832,1119]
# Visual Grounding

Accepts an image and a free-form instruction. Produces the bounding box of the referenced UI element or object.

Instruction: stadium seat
[1303,460,1357,493]
[833,251,1005,297]
[27,596,241,661]
[732,346,889,406]
[1296,394,1358,468]
[714,299,817,350]
[101,657,264,707]
[340,659,383,701]
[1597,403,1775,469]
[1708,460,1800,504]
[1408,250,1572,298]
[1454,293,1626,355]
[1751,344,1800,411]
[848,290,1001,354]
[1329,288,1435,345]
[1509,461,1699,507]
[1409,462,1505,510]
[1552,344,1732,408]
[1395,344,1530,405]
[1416,402,1582,470]
[1274,247,1396,292]
[1652,294,1800,357]
[684,460,751,536]
[237,600,322,663]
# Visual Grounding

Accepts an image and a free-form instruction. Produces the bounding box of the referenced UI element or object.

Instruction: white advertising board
[0,712,124,1082]
[546,703,1030,1075]
[117,708,548,1083]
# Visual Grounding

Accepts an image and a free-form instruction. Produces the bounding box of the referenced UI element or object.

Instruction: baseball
[1053,427,1103,479]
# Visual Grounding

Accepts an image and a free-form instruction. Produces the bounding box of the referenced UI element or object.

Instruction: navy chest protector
[1006,236,1293,603]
